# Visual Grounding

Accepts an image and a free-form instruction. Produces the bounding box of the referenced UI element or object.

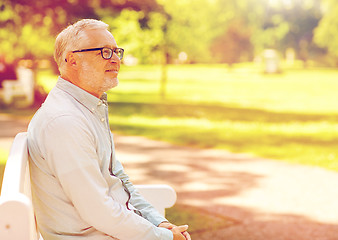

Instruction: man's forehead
[80,28,117,48]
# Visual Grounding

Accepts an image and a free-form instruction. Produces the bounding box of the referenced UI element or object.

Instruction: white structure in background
[123,54,138,66]
[262,49,280,74]
[178,52,188,64]
[2,67,34,107]
[285,48,295,65]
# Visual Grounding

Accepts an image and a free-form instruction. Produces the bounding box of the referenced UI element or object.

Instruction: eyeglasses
[70,47,124,60]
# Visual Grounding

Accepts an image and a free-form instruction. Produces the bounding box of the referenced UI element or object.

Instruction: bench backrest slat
[0,132,38,240]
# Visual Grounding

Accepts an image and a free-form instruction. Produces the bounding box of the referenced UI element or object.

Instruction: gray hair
[54,19,109,73]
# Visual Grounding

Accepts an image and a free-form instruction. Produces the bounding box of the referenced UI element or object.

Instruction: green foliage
[251,0,322,56]
[0,4,58,62]
[100,0,221,64]
[0,0,163,63]
[314,0,338,57]
[252,18,290,53]
[160,0,219,63]
[101,10,167,64]
[0,0,332,65]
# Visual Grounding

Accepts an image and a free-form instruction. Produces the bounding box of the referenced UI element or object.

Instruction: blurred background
[0,0,338,236]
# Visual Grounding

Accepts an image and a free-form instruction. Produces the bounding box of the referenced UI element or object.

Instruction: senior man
[28,19,190,240]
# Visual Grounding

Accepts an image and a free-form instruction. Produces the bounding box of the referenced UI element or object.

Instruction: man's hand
[171,225,191,240]
[159,222,191,240]
[158,222,176,229]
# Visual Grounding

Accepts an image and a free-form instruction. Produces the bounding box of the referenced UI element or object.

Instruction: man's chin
[104,77,119,91]
[111,78,119,88]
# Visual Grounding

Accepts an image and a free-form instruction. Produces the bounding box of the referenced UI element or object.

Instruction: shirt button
[91,108,95,111]
[101,118,105,122]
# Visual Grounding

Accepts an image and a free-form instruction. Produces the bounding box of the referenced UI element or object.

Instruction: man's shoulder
[29,88,87,131]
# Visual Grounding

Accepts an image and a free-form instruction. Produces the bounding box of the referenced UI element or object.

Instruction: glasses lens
[102,48,113,59]
[115,48,124,60]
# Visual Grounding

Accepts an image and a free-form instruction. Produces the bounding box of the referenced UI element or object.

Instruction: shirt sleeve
[40,115,173,240]
[112,158,169,226]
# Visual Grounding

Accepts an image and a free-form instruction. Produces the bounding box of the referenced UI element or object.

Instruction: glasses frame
[71,47,124,60]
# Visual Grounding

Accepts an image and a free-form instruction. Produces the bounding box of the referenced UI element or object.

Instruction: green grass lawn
[109,63,338,171]
[35,63,338,171]
[111,63,338,114]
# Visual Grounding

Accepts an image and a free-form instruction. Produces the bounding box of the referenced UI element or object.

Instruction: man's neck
[60,74,102,99]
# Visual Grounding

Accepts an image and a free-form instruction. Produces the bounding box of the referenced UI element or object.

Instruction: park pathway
[1,112,338,240]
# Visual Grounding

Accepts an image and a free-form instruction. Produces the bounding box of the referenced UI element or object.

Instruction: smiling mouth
[105,69,118,73]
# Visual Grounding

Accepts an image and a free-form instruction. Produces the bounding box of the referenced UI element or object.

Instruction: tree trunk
[160,50,169,100]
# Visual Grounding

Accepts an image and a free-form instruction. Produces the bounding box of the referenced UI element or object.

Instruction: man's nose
[111,52,121,62]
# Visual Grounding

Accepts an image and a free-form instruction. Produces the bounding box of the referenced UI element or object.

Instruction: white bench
[0,132,176,240]
[1,67,34,107]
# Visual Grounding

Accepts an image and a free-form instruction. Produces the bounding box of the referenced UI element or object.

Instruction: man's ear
[65,52,78,68]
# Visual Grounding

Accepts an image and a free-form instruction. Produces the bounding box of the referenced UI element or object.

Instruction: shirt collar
[100,92,108,106]
[56,77,107,113]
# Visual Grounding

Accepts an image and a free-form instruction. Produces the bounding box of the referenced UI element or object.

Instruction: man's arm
[112,139,191,240]
[112,158,169,226]
[40,115,173,240]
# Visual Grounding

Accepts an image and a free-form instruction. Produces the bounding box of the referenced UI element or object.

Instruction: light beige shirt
[28,77,172,240]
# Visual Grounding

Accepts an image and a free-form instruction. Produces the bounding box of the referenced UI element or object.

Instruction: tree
[314,0,338,58]
[0,0,166,105]
[101,0,221,98]
[210,20,253,66]
[100,9,168,64]
[0,3,55,63]
[0,0,164,63]
[279,0,322,64]
[209,0,322,64]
